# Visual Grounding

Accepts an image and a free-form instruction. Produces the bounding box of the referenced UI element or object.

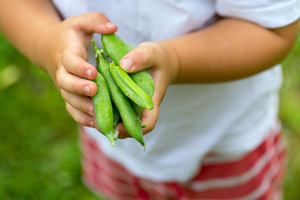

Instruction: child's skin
[0,0,298,139]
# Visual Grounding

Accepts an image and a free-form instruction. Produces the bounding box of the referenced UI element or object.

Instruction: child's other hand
[116,42,180,138]
[40,12,117,128]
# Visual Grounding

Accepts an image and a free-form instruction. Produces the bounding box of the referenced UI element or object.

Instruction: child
[0,0,299,199]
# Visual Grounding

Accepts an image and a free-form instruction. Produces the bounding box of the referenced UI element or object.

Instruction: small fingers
[66,103,94,127]
[62,49,97,80]
[61,90,94,115]
[73,12,118,34]
[140,105,159,135]
[140,70,166,135]
[120,42,162,73]
[56,67,97,97]
[115,104,159,139]
[116,123,132,139]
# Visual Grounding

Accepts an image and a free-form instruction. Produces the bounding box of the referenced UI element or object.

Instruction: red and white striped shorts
[80,126,286,200]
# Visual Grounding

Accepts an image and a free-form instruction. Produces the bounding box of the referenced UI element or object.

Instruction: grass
[0,33,99,200]
[0,30,300,199]
[280,36,300,200]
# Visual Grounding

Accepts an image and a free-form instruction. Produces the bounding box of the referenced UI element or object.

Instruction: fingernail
[122,58,133,71]
[86,69,92,78]
[84,85,90,95]
[106,22,116,28]
[89,105,94,115]
[89,121,94,127]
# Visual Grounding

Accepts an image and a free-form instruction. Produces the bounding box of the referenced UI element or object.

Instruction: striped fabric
[80,126,286,200]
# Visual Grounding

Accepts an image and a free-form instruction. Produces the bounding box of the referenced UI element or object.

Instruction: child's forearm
[163,18,299,83]
[0,0,61,70]
[0,1,119,129]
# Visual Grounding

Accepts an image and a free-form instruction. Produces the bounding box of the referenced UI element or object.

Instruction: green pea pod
[112,104,120,139]
[92,41,145,147]
[101,34,133,66]
[92,72,115,146]
[101,34,154,96]
[130,70,154,97]
[112,104,120,129]
[130,70,155,116]
[109,62,153,110]
[101,34,155,117]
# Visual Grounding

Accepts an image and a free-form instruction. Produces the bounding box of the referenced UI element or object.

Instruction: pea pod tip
[114,129,119,140]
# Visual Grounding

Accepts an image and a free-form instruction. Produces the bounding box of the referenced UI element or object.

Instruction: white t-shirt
[52,0,300,182]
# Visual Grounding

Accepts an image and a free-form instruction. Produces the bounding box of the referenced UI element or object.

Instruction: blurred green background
[0,29,300,200]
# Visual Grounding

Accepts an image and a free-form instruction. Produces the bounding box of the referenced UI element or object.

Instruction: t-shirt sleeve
[216,0,300,28]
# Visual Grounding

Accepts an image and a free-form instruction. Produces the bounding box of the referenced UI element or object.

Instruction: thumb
[120,42,162,73]
[73,12,118,34]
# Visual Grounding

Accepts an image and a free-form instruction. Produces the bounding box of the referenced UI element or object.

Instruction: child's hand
[116,42,180,138]
[39,13,117,128]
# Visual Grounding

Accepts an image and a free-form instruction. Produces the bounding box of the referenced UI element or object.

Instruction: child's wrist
[35,20,61,72]
[156,41,181,85]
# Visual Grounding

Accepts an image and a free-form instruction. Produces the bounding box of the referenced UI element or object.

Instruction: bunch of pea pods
[91,34,154,149]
